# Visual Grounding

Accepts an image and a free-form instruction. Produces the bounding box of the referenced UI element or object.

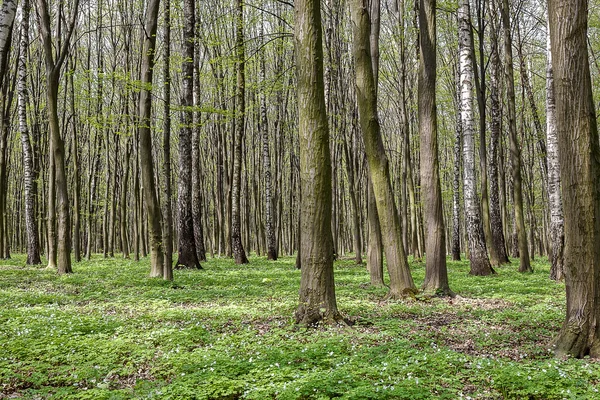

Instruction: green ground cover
[0,254,598,399]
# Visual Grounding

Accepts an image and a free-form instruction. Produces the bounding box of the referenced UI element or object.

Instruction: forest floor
[0,253,598,399]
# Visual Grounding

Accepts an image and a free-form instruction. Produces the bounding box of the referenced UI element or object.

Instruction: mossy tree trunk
[351,0,416,298]
[138,0,164,278]
[294,0,341,326]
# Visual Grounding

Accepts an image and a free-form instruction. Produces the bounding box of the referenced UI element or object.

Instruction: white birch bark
[458,0,494,275]
[546,26,564,281]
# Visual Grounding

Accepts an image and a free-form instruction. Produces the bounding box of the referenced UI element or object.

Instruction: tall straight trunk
[488,13,510,265]
[451,65,462,261]
[458,0,494,276]
[352,0,416,298]
[231,0,249,264]
[175,0,200,270]
[36,0,80,274]
[472,0,498,266]
[17,0,41,265]
[548,0,600,358]
[162,0,174,279]
[501,0,531,272]
[546,21,564,281]
[294,0,341,325]
[68,59,81,263]
[259,20,277,261]
[138,0,164,278]
[418,0,451,295]
[121,139,131,258]
[192,12,206,263]
[366,178,384,285]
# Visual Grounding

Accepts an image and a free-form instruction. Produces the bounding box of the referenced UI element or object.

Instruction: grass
[0,253,599,399]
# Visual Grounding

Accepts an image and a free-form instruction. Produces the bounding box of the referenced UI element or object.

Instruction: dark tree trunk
[548,0,600,358]
[418,0,452,296]
[231,0,249,264]
[176,0,200,270]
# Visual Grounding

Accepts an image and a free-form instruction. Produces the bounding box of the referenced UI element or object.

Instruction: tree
[418,0,451,295]
[501,0,531,273]
[231,0,249,264]
[294,0,341,325]
[138,0,165,278]
[545,20,564,281]
[259,17,277,261]
[488,6,510,266]
[176,0,201,269]
[458,0,493,276]
[351,0,416,298]
[548,0,600,358]
[36,0,80,274]
[162,0,174,279]
[17,0,41,265]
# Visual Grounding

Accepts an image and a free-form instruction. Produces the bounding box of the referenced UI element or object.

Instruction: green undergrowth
[0,253,598,399]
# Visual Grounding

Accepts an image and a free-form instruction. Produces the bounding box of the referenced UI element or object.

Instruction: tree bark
[138,0,164,278]
[488,8,510,265]
[458,0,494,276]
[17,0,41,265]
[231,0,249,264]
[36,0,80,274]
[545,21,564,281]
[176,0,201,270]
[294,0,341,325]
[352,0,416,298]
[548,0,600,358]
[501,0,531,273]
[418,0,452,296]
[451,64,462,262]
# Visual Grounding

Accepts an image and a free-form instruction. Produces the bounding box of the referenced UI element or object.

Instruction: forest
[2,0,600,398]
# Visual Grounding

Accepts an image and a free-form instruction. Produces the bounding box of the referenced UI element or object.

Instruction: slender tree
[138,0,165,278]
[36,0,80,274]
[176,0,201,269]
[17,0,41,265]
[419,0,451,295]
[501,0,531,273]
[352,0,416,298]
[545,21,564,281]
[231,0,249,264]
[163,0,174,279]
[458,0,494,276]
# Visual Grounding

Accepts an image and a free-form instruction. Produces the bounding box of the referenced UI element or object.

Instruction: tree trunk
[488,9,510,265]
[418,0,451,296]
[545,21,564,281]
[501,0,531,273]
[161,0,175,279]
[451,64,462,262]
[458,0,494,276]
[548,0,600,358]
[138,0,164,278]
[36,0,80,274]
[260,20,277,261]
[294,0,341,325]
[176,0,200,270]
[352,0,416,298]
[17,0,41,265]
[231,0,249,264]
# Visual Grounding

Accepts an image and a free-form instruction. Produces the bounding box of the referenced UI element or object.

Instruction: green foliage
[0,255,598,399]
